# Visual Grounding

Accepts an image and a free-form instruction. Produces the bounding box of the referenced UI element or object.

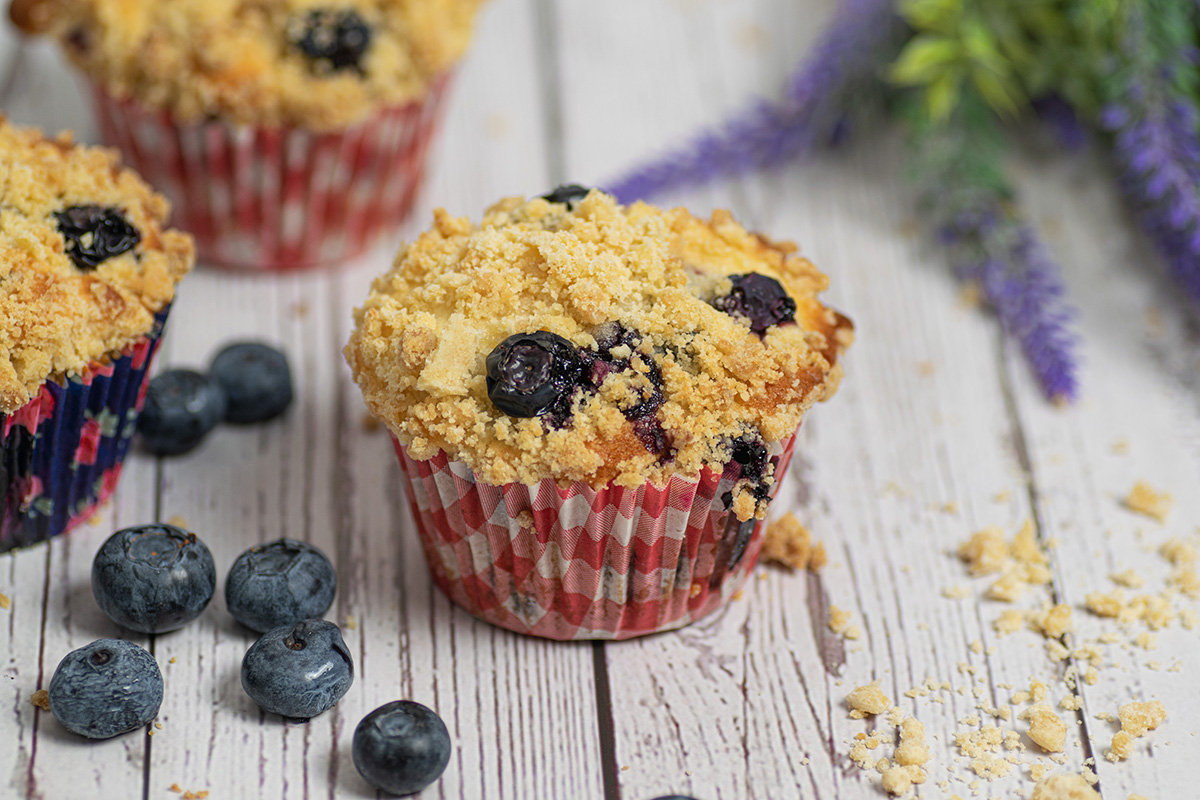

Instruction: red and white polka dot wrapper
[88,75,452,271]
[392,435,798,640]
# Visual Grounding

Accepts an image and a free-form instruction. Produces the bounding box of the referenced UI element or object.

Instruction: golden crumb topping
[0,119,192,414]
[13,0,484,129]
[346,191,852,512]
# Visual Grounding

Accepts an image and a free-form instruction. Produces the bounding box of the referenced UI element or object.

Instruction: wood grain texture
[1,0,1198,798]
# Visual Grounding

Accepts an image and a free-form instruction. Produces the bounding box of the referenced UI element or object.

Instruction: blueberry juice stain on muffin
[53,205,141,270]
[286,8,373,74]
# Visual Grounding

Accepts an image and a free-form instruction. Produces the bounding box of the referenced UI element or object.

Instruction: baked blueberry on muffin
[346,188,852,639]
[9,0,486,269]
[0,119,193,552]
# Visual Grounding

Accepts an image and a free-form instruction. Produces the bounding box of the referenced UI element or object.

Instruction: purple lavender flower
[1102,81,1200,304]
[607,0,902,202]
[937,204,1079,403]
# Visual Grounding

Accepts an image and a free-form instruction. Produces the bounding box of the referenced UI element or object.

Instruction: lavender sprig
[915,100,1079,403]
[607,0,902,203]
[1101,66,1200,304]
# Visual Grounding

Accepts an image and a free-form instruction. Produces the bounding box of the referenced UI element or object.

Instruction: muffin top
[10,0,484,130]
[0,119,194,415]
[346,189,853,520]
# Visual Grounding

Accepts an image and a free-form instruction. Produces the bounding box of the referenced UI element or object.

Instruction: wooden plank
[1006,150,1200,799]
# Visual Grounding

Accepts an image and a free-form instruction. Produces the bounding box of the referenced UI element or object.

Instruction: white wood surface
[3,1,1199,798]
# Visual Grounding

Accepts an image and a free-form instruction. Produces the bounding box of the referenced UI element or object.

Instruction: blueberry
[241,619,353,720]
[352,700,451,796]
[289,8,372,73]
[711,273,797,335]
[138,369,227,455]
[47,639,163,739]
[539,184,592,208]
[209,342,294,424]
[485,331,585,419]
[225,539,337,633]
[53,205,140,270]
[92,524,217,633]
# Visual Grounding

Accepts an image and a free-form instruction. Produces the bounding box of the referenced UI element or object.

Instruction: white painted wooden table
[3,1,1199,798]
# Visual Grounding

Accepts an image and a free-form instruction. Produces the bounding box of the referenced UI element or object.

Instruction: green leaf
[927,72,964,121]
[970,66,1023,116]
[890,36,964,86]
[899,0,963,33]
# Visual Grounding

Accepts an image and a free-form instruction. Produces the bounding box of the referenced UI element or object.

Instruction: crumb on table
[1122,481,1172,523]
[0,592,9,610]
[1030,773,1100,800]
[760,512,825,571]
[30,689,49,711]
[1022,704,1067,752]
[1106,700,1167,762]
[847,683,891,719]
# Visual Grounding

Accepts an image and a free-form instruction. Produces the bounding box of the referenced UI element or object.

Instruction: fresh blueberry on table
[92,524,217,634]
[225,539,337,633]
[485,331,585,419]
[241,619,353,720]
[711,272,797,335]
[209,342,294,424]
[539,184,592,208]
[352,700,451,796]
[47,639,163,739]
[137,369,228,455]
[53,204,140,270]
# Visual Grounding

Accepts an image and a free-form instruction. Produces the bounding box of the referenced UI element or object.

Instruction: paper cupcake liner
[392,434,798,640]
[0,308,169,553]
[88,75,453,271]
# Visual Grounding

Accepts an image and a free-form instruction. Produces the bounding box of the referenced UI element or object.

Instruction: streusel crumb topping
[0,119,193,414]
[12,0,484,129]
[346,190,852,515]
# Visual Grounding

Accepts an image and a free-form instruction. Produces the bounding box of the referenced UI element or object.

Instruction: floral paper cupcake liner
[0,308,169,553]
[88,75,453,271]
[393,434,798,640]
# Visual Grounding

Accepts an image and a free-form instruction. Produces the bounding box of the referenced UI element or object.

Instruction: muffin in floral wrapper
[11,0,485,270]
[0,120,193,553]
[347,189,852,639]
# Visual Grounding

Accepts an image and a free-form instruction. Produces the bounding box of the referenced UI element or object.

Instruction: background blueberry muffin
[346,188,852,639]
[0,118,192,551]
[10,0,486,269]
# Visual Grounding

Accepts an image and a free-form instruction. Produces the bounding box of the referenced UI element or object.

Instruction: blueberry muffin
[9,0,486,269]
[346,187,852,639]
[0,118,192,551]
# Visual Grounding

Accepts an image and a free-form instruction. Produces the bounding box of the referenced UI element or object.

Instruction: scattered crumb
[1110,569,1144,589]
[1030,604,1072,639]
[993,609,1025,635]
[1122,482,1172,523]
[1022,704,1067,752]
[169,656,177,664]
[942,585,971,600]
[809,542,828,571]
[1030,773,1100,800]
[917,360,937,377]
[290,300,309,318]
[881,765,925,796]
[165,515,189,529]
[155,722,163,730]
[620,765,629,771]
[0,592,9,610]
[828,605,854,637]
[343,614,358,630]
[30,690,49,711]
[847,683,891,718]
[761,512,825,571]
[1106,701,1167,762]
[894,717,930,767]
[1060,695,1082,712]
[1110,438,1130,454]
[844,625,862,640]
[148,729,156,736]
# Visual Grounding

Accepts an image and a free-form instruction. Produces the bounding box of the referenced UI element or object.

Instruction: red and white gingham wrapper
[88,74,452,271]
[392,434,798,640]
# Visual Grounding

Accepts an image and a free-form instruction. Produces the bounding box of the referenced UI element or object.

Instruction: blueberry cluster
[53,204,140,270]
[138,342,293,456]
[288,8,372,73]
[710,272,797,335]
[484,324,673,457]
[43,524,453,793]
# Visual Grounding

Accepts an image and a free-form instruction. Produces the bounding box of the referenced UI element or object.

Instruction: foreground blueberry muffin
[0,118,192,551]
[346,188,852,639]
[10,0,486,269]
